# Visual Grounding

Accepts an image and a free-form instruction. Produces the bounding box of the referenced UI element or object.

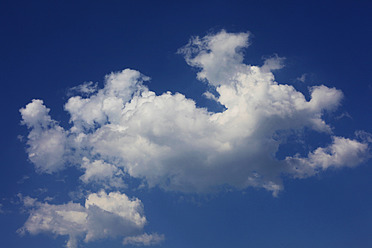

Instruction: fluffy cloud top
[20,30,370,196]
[19,191,148,248]
[179,30,250,85]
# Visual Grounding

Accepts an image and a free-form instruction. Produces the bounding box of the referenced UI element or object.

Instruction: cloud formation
[20,99,69,173]
[19,30,370,246]
[19,191,148,248]
[20,30,370,194]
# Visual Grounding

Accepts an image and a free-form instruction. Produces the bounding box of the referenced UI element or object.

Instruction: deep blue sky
[1,1,372,247]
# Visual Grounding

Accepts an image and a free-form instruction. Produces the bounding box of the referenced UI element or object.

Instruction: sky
[1,0,372,247]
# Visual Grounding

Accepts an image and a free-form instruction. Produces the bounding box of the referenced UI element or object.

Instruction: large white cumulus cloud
[19,191,147,248]
[20,30,370,196]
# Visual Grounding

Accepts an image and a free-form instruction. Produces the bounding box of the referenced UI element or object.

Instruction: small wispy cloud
[335,112,352,120]
[296,73,307,83]
[123,233,165,246]
[67,82,98,96]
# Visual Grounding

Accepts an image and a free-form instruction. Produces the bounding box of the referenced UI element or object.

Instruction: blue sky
[1,0,372,247]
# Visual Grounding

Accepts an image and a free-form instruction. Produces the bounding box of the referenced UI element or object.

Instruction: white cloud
[178,30,250,86]
[64,69,149,132]
[285,136,370,178]
[19,191,149,248]
[20,30,370,196]
[261,54,285,72]
[123,233,165,246]
[80,157,125,188]
[20,100,69,173]
[203,91,218,101]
